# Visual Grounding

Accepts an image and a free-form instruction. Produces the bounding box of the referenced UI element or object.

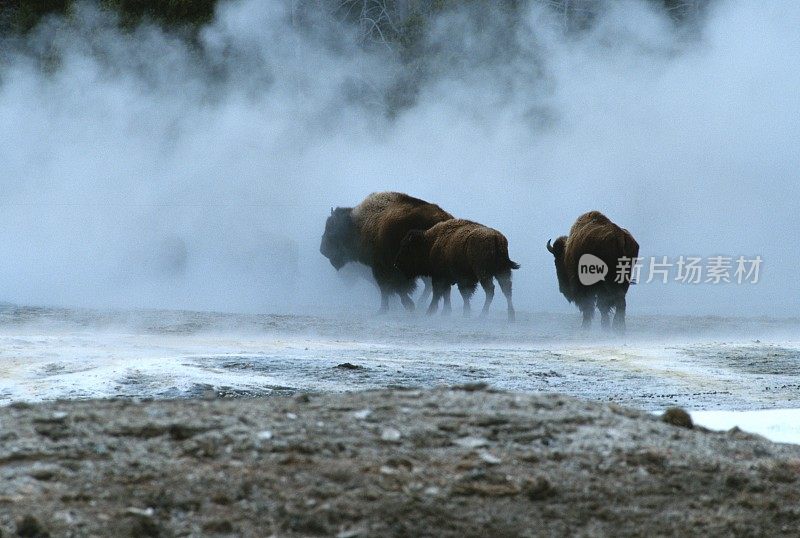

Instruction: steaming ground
[1,303,797,417]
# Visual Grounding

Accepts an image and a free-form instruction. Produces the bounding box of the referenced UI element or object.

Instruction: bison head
[394,229,429,279]
[320,207,357,270]
[547,236,573,302]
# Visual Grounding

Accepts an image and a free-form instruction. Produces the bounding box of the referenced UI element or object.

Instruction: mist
[0,0,797,317]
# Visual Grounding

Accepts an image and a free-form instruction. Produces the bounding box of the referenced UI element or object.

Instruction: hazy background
[0,0,797,317]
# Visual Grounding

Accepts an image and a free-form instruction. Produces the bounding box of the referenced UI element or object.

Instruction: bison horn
[546,239,554,254]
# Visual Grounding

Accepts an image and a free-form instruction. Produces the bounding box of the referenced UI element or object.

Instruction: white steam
[0,0,797,316]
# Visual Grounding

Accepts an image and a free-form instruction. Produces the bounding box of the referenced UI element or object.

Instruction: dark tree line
[0,0,708,36]
[0,0,709,115]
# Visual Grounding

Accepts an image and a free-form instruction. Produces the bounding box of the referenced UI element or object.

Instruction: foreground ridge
[0,387,798,536]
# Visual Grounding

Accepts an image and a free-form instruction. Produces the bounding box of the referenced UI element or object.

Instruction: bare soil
[0,386,799,537]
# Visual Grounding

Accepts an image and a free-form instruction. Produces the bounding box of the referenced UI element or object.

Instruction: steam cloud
[0,0,797,316]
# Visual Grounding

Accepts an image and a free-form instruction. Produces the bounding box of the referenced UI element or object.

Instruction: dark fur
[320,192,453,312]
[547,211,639,332]
[394,219,519,321]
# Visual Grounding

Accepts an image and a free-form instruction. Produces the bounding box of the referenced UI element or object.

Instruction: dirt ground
[1,386,799,537]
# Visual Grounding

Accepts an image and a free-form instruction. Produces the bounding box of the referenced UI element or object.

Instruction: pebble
[257,430,273,440]
[32,411,68,424]
[16,514,48,537]
[454,436,489,449]
[662,407,693,429]
[336,362,364,370]
[381,428,402,442]
[336,529,363,538]
[479,451,502,465]
[353,409,372,420]
[125,507,155,517]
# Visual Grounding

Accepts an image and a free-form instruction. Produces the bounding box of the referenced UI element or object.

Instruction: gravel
[0,387,798,536]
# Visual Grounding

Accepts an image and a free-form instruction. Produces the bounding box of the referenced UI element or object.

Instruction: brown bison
[320,192,453,312]
[393,219,520,321]
[547,211,639,331]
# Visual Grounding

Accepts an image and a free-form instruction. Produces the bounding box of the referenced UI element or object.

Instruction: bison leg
[612,294,627,333]
[427,279,448,316]
[479,277,495,317]
[496,271,515,322]
[400,292,415,312]
[377,285,392,314]
[419,277,433,304]
[372,268,392,314]
[457,281,477,317]
[442,286,452,315]
[598,294,614,330]
[577,296,595,329]
[426,294,439,315]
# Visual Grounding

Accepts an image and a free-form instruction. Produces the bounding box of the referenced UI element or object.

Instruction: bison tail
[492,234,520,271]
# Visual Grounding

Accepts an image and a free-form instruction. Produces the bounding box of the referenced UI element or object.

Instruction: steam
[0,0,797,316]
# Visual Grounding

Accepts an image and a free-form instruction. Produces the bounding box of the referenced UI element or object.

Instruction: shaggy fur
[547,211,639,332]
[320,192,453,312]
[394,219,519,321]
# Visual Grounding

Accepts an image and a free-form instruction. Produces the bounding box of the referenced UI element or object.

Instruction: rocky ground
[0,386,799,537]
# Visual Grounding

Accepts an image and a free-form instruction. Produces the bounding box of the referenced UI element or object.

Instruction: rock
[167,424,205,441]
[384,457,414,471]
[336,529,363,538]
[523,476,556,500]
[479,451,502,465]
[473,415,510,427]
[33,423,70,441]
[452,471,520,497]
[662,407,693,429]
[125,507,155,518]
[32,412,67,424]
[202,519,234,533]
[380,428,402,443]
[28,467,57,481]
[336,363,364,370]
[257,430,273,440]
[452,382,489,391]
[16,515,49,537]
[454,436,489,449]
[120,514,162,537]
[353,409,371,420]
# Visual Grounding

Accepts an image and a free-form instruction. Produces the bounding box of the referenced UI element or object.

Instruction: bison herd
[320,192,638,331]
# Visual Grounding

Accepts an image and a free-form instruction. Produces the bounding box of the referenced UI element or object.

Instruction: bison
[547,211,639,332]
[393,219,520,321]
[320,192,453,312]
